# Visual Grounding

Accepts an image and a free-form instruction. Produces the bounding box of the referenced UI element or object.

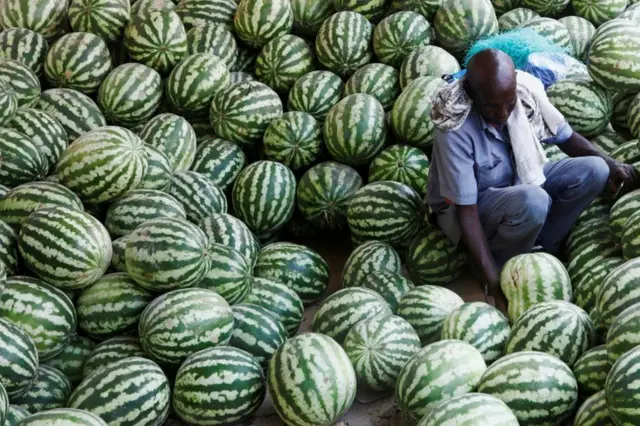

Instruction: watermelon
[559,16,596,62]
[229,71,255,85]
[491,0,521,14]
[573,0,628,26]
[573,345,612,397]
[186,22,237,67]
[567,218,621,286]
[124,217,210,292]
[166,170,227,224]
[124,8,187,74]
[175,0,237,31]
[368,144,429,197]
[0,276,76,361]
[230,42,257,73]
[628,92,640,139]
[234,0,293,48]
[0,0,67,40]
[232,160,296,236]
[68,357,170,425]
[0,58,40,107]
[396,340,487,425]
[139,288,233,366]
[97,63,162,127]
[173,346,265,425]
[82,337,146,379]
[255,34,315,93]
[500,252,573,323]
[341,240,402,288]
[597,258,640,330]
[290,0,335,38]
[606,303,640,364]
[0,82,16,126]
[68,0,131,43]
[0,181,83,227]
[34,88,106,142]
[373,11,431,68]
[619,2,640,20]
[15,409,107,425]
[166,53,230,117]
[390,0,441,20]
[605,345,640,425]
[498,7,540,31]
[610,189,640,239]
[42,336,94,385]
[287,70,344,122]
[332,0,386,21]
[399,45,460,89]
[199,212,260,267]
[12,365,70,413]
[0,221,18,275]
[612,92,634,134]
[405,225,467,286]
[360,272,414,312]
[139,113,197,172]
[0,28,48,75]
[518,17,573,52]
[0,317,38,398]
[590,131,627,154]
[268,333,356,426]
[343,313,421,391]
[418,393,519,426]
[441,302,510,364]
[18,207,111,290]
[263,111,323,171]
[296,161,363,230]
[191,138,246,191]
[574,391,614,426]
[0,128,47,188]
[197,242,252,305]
[209,81,283,147]
[397,285,464,345]
[105,189,186,237]
[574,257,625,314]
[343,63,401,111]
[6,404,29,425]
[434,0,499,59]
[622,209,640,259]
[312,287,391,344]
[478,351,578,425]
[243,277,304,337]
[521,0,569,16]
[110,236,128,272]
[315,11,374,77]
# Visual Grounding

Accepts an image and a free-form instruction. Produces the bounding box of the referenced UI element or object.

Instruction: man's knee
[584,156,610,190]
[512,185,550,224]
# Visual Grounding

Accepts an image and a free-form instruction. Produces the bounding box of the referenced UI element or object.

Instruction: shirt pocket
[475,159,511,191]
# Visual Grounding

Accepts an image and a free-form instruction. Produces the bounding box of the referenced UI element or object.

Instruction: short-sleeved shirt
[426,106,573,243]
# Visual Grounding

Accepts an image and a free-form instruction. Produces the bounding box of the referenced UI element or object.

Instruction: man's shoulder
[435,110,483,144]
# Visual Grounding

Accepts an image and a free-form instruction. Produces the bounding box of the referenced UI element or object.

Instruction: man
[426,49,636,311]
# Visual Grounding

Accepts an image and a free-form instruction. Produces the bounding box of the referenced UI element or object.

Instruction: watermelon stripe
[197,242,252,305]
[0,317,38,398]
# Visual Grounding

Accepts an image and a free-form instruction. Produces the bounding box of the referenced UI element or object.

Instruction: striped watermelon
[0,28,48,76]
[312,287,391,344]
[290,0,335,37]
[243,277,304,337]
[234,0,293,49]
[68,357,170,424]
[124,217,210,292]
[390,0,441,20]
[498,7,540,30]
[0,128,47,188]
[139,288,233,365]
[574,391,613,426]
[0,181,83,227]
[505,301,595,367]
[6,404,29,424]
[166,53,230,117]
[343,313,421,391]
[567,218,621,285]
[590,131,627,154]
[500,252,573,323]
[324,93,386,166]
[42,336,94,385]
[188,116,216,142]
[0,276,76,361]
[287,70,344,122]
[341,240,401,288]
[399,45,460,89]
[255,34,315,93]
[124,8,187,74]
[268,333,356,426]
[229,71,255,85]
[606,302,640,364]
[82,336,146,379]
[547,78,612,137]
[544,143,568,162]
[434,0,499,59]
[622,210,640,259]
[97,63,162,128]
[0,0,67,40]
[588,19,640,92]
[629,94,640,139]
[441,302,510,364]
[197,242,252,305]
[343,63,401,112]
[139,113,197,172]
[12,365,70,413]
[231,160,296,236]
[612,92,634,134]
[373,11,431,68]
[44,32,112,94]
[391,76,447,148]
[175,0,237,31]
[397,285,464,345]
[368,144,429,197]
[209,81,283,147]
[396,340,487,424]
[521,0,569,16]
[191,137,246,191]
[110,236,128,272]
[263,111,322,171]
[105,189,186,237]
[418,393,519,426]
[254,242,329,305]
[173,346,265,425]
[0,82,16,126]
[166,171,227,224]
[68,0,131,43]
[230,42,257,72]
[14,408,107,425]
[0,58,40,107]
[491,0,521,15]
[18,207,111,290]
[332,0,387,20]
[606,345,640,424]
[315,11,374,77]
[0,317,38,398]
[610,141,640,166]
[35,88,106,142]
[296,161,363,230]
[574,257,625,314]
[573,345,612,397]
[478,351,578,425]
[199,212,260,267]
[597,258,640,329]
[519,17,573,52]
[573,0,628,26]
[186,22,237,67]
[229,303,287,369]
[405,225,467,286]
[76,273,153,340]
[0,220,18,276]
[361,271,414,312]
[55,126,148,203]
[576,196,612,226]
[559,16,596,62]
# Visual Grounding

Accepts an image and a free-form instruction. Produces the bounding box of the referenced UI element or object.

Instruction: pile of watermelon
[0,0,640,424]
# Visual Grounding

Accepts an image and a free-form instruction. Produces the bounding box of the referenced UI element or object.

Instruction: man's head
[464,49,517,126]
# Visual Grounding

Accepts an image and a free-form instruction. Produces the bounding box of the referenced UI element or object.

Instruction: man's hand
[605,158,638,194]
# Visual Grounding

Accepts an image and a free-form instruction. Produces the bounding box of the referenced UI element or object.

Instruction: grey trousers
[476,157,610,266]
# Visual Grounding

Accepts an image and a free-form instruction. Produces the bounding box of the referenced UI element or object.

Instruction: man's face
[474,84,518,127]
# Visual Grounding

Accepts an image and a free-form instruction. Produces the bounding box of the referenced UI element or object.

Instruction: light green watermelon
[559,16,596,62]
